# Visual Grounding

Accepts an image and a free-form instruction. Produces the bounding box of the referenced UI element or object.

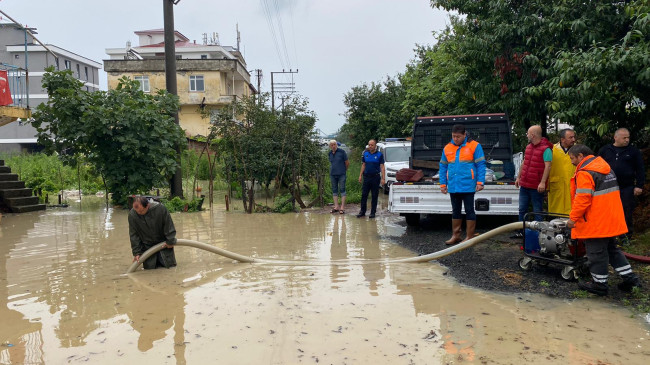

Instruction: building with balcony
[104,29,255,138]
[0,23,102,153]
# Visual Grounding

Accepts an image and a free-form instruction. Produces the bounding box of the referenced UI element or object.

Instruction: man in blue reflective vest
[357,139,385,219]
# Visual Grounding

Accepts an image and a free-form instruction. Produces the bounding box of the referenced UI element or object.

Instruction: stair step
[0,173,19,182]
[0,188,33,199]
[6,196,39,207]
[10,204,47,213]
[0,166,10,173]
[0,181,26,189]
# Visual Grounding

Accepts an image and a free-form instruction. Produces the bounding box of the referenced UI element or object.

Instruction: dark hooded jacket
[128,202,177,269]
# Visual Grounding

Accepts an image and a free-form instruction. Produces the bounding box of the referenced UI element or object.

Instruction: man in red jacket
[513,125,553,238]
[566,145,641,296]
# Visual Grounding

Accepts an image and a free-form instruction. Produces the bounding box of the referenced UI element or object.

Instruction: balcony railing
[1,63,29,108]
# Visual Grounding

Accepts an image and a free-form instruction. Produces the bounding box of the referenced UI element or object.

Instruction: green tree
[212,93,323,213]
[212,94,277,213]
[428,0,645,144]
[31,68,186,205]
[538,0,650,148]
[340,77,409,149]
[400,27,476,118]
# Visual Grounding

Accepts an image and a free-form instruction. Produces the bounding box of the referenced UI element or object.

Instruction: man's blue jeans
[519,187,544,221]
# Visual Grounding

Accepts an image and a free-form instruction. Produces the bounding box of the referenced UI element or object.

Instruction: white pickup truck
[388,113,522,226]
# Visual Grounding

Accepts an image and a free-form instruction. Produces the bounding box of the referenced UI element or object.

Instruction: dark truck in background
[388,113,522,226]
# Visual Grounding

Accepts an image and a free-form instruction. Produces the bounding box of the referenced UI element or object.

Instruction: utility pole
[270,69,298,111]
[255,69,262,93]
[164,0,183,198]
[253,69,262,105]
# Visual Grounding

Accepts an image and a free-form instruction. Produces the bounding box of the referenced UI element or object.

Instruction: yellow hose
[125,221,531,274]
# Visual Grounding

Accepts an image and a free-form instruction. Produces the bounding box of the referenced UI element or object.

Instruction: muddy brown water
[0,197,648,364]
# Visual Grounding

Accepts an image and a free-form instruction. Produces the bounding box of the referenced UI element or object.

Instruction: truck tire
[405,213,420,226]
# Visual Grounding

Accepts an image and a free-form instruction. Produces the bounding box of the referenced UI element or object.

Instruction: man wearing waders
[566,145,641,296]
[129,196,178,269]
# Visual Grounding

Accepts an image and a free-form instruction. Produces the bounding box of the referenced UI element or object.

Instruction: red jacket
[570,155,628,239]
[519,138,553,189]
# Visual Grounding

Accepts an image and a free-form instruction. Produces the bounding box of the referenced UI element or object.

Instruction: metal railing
[1,63,28,108]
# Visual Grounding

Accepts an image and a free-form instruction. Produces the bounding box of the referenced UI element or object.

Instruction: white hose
[126,221,532,274]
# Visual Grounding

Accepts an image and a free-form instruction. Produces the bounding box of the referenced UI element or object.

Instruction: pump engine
[531,218,573,257]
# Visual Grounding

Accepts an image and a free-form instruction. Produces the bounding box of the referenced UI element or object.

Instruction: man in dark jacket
[598,128,645,236]
[129,196,178,269]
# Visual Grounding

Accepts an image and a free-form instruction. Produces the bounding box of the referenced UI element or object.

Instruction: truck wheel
[405,214,420,226]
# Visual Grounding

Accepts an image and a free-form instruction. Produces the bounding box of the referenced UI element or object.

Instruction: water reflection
[328,215,349,287]
[0,198,648,364]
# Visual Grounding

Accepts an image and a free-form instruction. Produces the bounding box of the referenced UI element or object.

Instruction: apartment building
[0,23,102,153]
[104,29,255,138]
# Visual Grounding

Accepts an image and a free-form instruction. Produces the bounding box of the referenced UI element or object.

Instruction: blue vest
[362,150,384,175]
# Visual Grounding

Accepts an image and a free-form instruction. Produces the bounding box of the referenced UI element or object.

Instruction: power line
[288,0,300,68]
[260,0,287,69]
[272,0,292,70]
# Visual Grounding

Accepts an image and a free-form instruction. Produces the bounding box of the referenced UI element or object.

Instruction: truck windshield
[384,146,411,162]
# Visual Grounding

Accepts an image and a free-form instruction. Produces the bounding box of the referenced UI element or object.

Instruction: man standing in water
[129,196,178,269]
[328,139,349,214]
[357,139,385,219]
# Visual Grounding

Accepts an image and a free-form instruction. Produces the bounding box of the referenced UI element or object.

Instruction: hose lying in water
[125,221,532,274]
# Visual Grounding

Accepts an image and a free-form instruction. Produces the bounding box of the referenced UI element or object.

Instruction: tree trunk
[247,179,255,214]
[241,179,248,213]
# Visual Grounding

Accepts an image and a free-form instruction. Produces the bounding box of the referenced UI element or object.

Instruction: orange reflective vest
[569,155,628,239]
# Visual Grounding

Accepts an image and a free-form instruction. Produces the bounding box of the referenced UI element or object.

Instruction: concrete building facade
[0,23,102,153]
[104,29,254,138]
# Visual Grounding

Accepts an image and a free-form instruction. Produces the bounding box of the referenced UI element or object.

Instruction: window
[84,67,88,81]
[189,75,204,92]
[76,64,80,78]
[200,54,207,60]
[55,58,60,70]
[64,60,71,70]
[134,76,150,92]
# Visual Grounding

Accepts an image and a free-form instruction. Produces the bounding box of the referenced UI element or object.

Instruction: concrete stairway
[0,160,46,213]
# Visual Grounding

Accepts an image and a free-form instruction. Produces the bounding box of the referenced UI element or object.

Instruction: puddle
[0,197,648,364]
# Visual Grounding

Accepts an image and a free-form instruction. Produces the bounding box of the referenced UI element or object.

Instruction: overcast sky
[1,0,449,134]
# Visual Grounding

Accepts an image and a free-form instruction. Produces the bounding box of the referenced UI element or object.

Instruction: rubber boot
[461,220,476,243]
[578,280,608,296]
[445,219,463,245]
[618,274,642,292]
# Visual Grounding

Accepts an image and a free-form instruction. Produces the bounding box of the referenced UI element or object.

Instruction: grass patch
[572,290,590,298]
[539,280,550,287]
[161,196,205,213]
[623,287,650,314]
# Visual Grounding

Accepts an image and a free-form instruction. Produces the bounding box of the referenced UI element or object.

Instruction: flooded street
[1,198,649,364]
